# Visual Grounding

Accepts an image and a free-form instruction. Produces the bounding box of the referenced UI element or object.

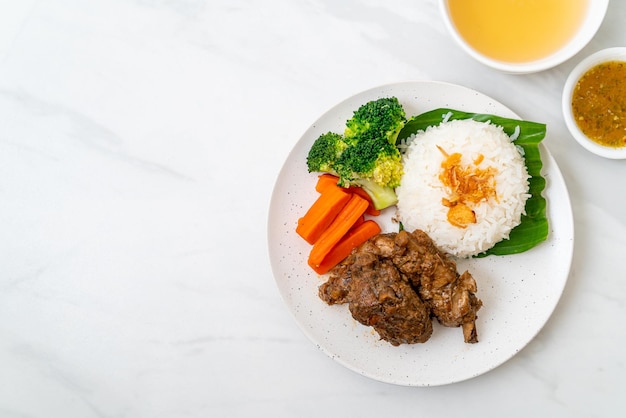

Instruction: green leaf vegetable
[397,108,549,257]
[307,97,406,210]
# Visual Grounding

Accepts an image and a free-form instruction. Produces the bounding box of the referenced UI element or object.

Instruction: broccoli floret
[306,132,347,174]
[305,97,406,210]
[336,134,402,185]
[344,97,407,145]
[335,135,402,209]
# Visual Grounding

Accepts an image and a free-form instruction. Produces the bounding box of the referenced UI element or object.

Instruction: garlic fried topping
[437,146,498,228]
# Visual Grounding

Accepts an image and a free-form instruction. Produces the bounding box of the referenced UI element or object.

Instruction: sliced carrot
[315,174,341,194]
[350,214,365,231]
[315,174,381,216]
[309,220,381,275]
[296,185,351,245]
[348,186,381,216]
[308,193,369,268]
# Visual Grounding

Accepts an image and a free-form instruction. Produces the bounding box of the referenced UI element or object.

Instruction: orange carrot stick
[296,186,351,245]
[348,186,381,216]
[316,174,381,216]
[309,220,381,275]
[315,174,341,194]
[308,193,369,267]
[350,214,365,231]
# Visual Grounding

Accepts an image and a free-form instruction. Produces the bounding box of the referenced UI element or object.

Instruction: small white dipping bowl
[439,0,609,74]
[562,47,626,159]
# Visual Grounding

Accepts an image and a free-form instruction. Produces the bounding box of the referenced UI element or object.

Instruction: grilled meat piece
[392,230,482,343]
[319,247,433,346]
[318,229,482,345]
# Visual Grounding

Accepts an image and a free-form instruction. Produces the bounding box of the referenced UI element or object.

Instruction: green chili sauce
[572,61,626,148]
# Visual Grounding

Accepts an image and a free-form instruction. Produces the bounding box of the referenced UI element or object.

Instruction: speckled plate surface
[267,81,574,386]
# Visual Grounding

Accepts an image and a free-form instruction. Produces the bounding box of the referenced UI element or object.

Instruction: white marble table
[1,1,625,417]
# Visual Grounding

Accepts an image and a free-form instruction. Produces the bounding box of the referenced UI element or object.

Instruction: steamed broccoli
[344,97,406,144]
[306,97,406,210]
[306,132,347,174]
[335,133,402,187]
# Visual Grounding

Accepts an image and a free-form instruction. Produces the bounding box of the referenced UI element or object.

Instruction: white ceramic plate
[267,81,574,386]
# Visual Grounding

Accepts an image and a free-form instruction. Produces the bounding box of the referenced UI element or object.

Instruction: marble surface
[1,1,625,417]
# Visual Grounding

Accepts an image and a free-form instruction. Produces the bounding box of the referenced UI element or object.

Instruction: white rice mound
[396,118,530,258]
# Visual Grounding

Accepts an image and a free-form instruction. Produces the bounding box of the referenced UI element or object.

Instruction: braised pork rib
[319,229,482,345]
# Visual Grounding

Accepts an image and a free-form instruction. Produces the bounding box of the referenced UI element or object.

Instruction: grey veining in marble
[1,1,625,417]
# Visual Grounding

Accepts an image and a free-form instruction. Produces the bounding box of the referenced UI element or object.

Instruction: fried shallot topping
[437,146,498,228]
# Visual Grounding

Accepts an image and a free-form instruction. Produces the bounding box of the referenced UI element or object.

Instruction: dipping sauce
[572,61,626,148]
[447,0,588,63]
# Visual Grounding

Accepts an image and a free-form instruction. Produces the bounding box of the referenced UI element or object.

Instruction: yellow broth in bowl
[446,0,588,63]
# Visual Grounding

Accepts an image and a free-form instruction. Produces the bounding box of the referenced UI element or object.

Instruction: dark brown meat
[392,230,482,343]
[319,245,432,346]
[318,229,482,345]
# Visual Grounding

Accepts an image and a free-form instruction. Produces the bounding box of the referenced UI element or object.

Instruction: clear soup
[447,0,588,63]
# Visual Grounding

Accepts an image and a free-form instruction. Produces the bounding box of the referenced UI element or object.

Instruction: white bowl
[439,0,609,74]
[562,47,626,159]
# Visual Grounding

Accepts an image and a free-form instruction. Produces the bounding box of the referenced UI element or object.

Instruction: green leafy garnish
[397,108,549,257]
